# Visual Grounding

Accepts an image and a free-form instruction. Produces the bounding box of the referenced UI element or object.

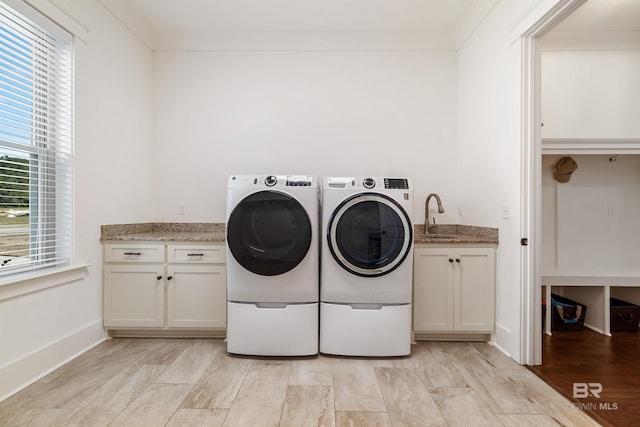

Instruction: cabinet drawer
[104,244,165,263]
[167,244,226,264]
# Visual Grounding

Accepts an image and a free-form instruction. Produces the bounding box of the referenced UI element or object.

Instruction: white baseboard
[0,320,106,402]
[492,322,518,362]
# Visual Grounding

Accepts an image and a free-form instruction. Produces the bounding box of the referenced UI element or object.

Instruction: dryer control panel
[286,176,312,186]
[229,175,315,188]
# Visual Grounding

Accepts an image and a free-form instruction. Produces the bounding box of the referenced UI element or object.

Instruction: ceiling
[99,0,493,49]
[103,0,476,33]
[99,0,640,50]
[552,0,640,32]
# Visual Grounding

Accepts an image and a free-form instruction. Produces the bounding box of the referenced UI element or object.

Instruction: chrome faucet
[424,193,445,233]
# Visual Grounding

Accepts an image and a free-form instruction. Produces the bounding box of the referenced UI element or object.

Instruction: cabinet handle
[124,252,141,256]
[187,253,204,257]
[167,276,173,280]
[455,258,461,263]
[448,258,454,263]
[156,275,162,280]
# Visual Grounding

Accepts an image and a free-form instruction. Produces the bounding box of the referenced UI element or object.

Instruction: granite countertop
[413,224,499,244]
[101,222,498,245]
[100,223,226,242]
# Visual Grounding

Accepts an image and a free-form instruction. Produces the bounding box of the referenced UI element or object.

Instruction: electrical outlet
[608,205,616,217]
[178,203,186,215]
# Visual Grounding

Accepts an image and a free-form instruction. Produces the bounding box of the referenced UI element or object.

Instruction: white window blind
[0,0,72,277]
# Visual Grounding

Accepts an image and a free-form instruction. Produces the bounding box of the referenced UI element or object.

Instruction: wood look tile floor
[0,339,600,427]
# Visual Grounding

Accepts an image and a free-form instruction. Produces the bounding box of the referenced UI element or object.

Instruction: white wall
[541,49,640,139]
[152,50,459,224]
[457,0,535,361]
[0,0,154,399]
[542,155,640,276]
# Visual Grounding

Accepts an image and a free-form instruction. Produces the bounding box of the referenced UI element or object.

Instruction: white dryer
[320,176,413,356]
[226,174,319,356]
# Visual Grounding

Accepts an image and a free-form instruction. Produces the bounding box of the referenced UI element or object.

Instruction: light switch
[502,203,511,219]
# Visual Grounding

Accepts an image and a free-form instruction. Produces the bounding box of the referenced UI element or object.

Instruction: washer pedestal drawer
[319,302,411,357]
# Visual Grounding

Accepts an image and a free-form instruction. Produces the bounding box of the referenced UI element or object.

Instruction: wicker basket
[610,298,640,332]
[551,294,587,331]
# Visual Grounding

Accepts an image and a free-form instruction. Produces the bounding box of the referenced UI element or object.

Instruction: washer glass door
[227,190,312,276]
[328,193,412,277]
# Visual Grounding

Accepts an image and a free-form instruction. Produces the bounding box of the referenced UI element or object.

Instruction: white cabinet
[103,242,226,334]
[413,245,495,334]
[104,263,165,328]
[166,244,226,329]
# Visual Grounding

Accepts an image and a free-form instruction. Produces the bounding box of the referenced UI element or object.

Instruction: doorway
[522,0,640,423]
[523,0,640,365]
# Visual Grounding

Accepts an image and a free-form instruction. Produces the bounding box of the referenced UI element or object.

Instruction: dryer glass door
[328,193,412,277]
[227,190,312,276]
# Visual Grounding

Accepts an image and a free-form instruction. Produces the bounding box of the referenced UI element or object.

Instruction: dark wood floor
[528,329,640,427]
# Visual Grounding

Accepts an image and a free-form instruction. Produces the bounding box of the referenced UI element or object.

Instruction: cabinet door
[413,247,454,332]
[166,265,227,328]
[453,248,495,332]
[104,264,165,328]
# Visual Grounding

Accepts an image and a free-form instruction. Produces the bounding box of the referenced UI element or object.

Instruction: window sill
[0,264,90,302]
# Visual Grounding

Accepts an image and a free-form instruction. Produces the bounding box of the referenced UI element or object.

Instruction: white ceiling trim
[99,0,494,52]
[99,0,156,49]
[454,0,499,49]
[153,30,458,52]
[99,0,640,52]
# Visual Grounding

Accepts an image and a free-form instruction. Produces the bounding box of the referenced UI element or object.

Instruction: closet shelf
[541,277,640,337]
[542,275,640,287]
[542,138,640,155]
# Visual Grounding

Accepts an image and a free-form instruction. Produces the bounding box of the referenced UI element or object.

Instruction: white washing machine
[320,176,413,356]
[226,174,319,356]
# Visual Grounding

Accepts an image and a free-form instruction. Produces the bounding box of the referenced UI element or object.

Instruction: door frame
[519,0,587,365]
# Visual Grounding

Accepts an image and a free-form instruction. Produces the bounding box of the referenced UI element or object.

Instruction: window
[0,0,72,277]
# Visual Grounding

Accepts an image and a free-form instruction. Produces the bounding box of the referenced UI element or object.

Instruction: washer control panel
[265,175,278,186]
[384,178,409,189]
[325,177,411,190]
[362,177,376,189]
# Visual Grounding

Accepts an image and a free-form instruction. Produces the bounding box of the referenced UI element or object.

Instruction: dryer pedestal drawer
[319,302,411,357]
[227,301,318,356]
